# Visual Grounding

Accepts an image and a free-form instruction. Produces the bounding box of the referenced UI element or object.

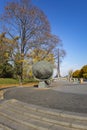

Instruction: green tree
[72,70,80,78]
[0,62,14,78]
[80,65,87,78]
[83,73,87,79]
[1,0,60,81]
[0,64,3,77]
[0,32,19,78]
[0,32,18,64]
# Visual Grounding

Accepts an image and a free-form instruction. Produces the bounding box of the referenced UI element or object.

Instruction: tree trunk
[57,48,60,78]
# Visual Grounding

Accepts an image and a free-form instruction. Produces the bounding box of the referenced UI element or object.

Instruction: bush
[0,62,14,78]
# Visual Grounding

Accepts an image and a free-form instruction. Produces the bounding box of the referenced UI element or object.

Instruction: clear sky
[32,0,87,76]
[0,0,87,76]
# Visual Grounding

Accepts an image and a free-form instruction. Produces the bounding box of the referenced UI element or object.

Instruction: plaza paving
[3,79,87,114]
[0,79,87,130]
[51,79,87,95]
[1,99,87,130]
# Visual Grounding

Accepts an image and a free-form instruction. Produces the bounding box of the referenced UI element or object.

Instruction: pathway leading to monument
[51,79,87,94]
[3,80,87,113]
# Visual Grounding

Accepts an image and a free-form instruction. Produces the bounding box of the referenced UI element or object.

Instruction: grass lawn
[0,78,38,89]
[0,78,19,84]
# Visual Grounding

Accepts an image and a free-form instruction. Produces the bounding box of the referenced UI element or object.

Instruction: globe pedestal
[38,81,48,88]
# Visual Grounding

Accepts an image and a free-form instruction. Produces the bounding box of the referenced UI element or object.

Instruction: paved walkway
[51,80,87,94]
[1,99,87,130]
[3,80,87,114]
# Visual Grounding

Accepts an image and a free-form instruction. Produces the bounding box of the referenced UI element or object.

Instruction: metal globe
[32,61,53,80]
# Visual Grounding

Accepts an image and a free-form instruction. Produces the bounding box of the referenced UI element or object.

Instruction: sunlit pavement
[51,79,87,95]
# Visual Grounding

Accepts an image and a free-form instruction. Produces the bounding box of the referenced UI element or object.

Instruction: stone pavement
[0,99,87,130]
[0,79,87,130]
[51,79,87,94]
[3,80,87,113]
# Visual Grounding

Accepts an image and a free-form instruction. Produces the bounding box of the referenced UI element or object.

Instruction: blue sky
[32,0,87,75]
[0,0,87,76]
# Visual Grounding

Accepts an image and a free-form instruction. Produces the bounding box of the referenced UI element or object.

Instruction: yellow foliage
[30,48,54,64]
[29,69,33,77]
[23,49,54,78]
[4,52,9,58]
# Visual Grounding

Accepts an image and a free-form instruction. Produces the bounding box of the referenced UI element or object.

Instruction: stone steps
[0,124,13,130]
[0,99,87,130]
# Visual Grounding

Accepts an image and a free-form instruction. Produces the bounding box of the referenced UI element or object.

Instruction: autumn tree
[1,0,60,81]
[72,70,80,78]
[0,33,17,78]
[23,48,55,78]
[29,48,54,63]
[0,32,16,64]
[80,65,87,78]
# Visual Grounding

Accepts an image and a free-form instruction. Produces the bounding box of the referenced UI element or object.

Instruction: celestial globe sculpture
[32,61,53,88]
